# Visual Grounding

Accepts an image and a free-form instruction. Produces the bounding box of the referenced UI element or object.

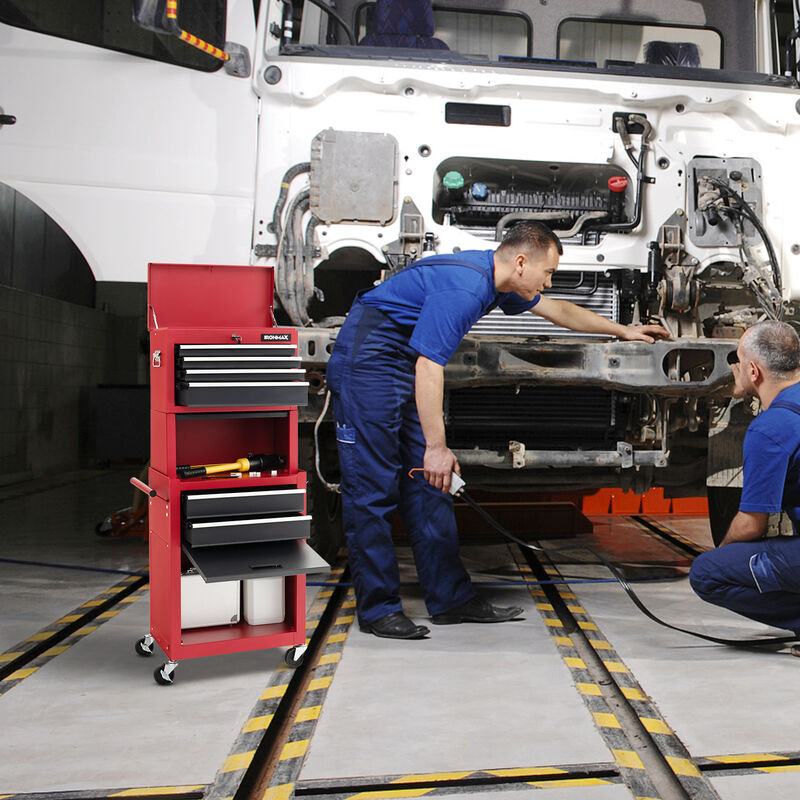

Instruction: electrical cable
[314,389,340,492]
[0,556,146,577]
[407,470,796,648]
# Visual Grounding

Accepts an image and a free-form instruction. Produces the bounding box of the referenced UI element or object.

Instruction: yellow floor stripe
[296,705,322,723]
[529,778,611,788]
[221,751,255,772]
[309,676,333,691]
[317,591,333,598]
[280,739,309,760]
[709,753,787,763]
[0,652,24,663]
[602,661,629,673]
[242,714,274,733]
[119,596,139,603]
[488,768,565,778]
[563,657,586,669]
[111,787,204,797]
[536,603,554,611]
[348,790,433,799]
[577,621,598,631]
[43,645,71,657]
[328,633,348,643]
[394,772,472,783]
[621,687,646,701]
[559,592,577,599]
[588,639,613,650]
[261,684,289,700]
[665,756,701,777]
[3,667,38,681]
[318,653,341,665]
[335,615,355,625]
[576,682,602,696]
[566,605,586,613]
[640,717,671,735]
[97,610,121,619]
[74,626,99,635]
[551,636,573,646]
[593,712,622,729]
[81,600,104,607]
[342,599,357,608]
[26,632,56,641]
[544,619,564,627]
[56,614,83,623]
[613,750,645,770]
[758,765,800,773]
[262,783,294,800]
[102,586,127,594]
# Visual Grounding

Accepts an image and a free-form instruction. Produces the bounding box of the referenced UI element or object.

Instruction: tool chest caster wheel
[284,645,307,668]
[135,634,155,657]
[154,661,178,685]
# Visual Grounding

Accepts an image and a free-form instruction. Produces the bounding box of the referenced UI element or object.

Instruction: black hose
[456,488,796,648]
[272,162,311,241]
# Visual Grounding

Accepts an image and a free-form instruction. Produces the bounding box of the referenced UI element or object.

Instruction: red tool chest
[134,263,328,685]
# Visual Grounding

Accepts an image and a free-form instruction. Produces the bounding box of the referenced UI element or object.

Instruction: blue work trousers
[326,300,475,625]
[689,537,800,634]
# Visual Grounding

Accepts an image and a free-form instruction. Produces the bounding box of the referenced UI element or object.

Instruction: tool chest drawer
[184,488,305,519]
[174,344,308,408]
[183,511,311,548]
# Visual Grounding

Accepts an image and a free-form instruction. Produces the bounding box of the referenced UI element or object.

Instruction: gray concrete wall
[0,284,146,485]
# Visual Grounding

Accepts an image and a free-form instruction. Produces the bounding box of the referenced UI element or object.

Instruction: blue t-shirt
[740,382,800,532]
[359,250,540,365]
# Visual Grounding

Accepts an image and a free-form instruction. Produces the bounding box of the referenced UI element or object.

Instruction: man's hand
[423,444,460,493]
[618,324,671,344]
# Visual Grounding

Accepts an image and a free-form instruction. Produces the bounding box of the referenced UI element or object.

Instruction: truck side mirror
[130,0,251,77]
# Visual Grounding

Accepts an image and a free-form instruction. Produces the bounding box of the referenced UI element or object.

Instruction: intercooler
[469,270,618,338]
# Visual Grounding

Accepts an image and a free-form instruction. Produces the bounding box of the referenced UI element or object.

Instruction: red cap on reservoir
[608,176,628,193]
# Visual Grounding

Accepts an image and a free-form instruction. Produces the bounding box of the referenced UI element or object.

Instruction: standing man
[690,320,800,635]
[327,221,669,639]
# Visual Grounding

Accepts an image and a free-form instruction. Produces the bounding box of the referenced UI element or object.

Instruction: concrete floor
[2,471,799,800]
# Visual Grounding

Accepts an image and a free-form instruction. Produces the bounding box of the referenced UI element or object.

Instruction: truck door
[0,0,259,282]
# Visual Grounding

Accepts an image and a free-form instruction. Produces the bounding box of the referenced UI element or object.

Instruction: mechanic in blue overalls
[691,320,800,634]
[327,222,670,639]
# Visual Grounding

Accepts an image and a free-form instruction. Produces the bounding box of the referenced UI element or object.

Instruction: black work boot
[360,611,430,639]
[431,596,524,625]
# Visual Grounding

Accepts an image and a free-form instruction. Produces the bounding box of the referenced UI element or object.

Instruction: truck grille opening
[446,386,625,450]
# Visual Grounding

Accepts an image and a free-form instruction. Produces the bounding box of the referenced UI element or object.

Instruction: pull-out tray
[183,512,311,547]
[182,538,329,582]
[176,381,309,407]
[184,488,306,519]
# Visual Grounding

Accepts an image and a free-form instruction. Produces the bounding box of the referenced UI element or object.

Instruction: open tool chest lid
[147,263,275,330]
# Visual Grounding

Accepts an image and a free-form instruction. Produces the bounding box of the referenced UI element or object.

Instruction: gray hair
[741,320,800,377]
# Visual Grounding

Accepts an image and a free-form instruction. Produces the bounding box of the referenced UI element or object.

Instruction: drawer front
[177,369,305,383]
[176,381,308,408]
[183,513,311,547]
[184,488,305,519]
[176,344,297,359]
[177,356,301,370]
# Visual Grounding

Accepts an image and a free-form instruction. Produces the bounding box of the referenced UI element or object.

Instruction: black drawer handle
[249,562,282,570]
[0,114,16,125]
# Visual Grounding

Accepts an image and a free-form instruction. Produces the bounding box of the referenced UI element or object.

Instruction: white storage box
[243,577,285,624]
[181,573,240,629]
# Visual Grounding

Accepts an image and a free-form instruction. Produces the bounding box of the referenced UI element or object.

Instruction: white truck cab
[2,0,798,542]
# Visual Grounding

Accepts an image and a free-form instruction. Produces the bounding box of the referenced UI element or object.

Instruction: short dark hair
[498,221,563,257]
[741,320,800,377]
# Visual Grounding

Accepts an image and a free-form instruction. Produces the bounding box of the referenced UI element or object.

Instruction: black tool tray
[182,538,329,582]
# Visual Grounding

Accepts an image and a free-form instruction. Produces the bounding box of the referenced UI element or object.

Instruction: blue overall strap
[770,401,800,415]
